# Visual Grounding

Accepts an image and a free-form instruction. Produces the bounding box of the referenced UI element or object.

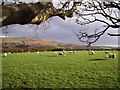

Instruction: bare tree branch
[74,0,120,45]
[1,1,82,27]
[108,33,120,36]
[1,0,120,46]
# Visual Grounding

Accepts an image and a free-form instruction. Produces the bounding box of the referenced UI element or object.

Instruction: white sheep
[63,51,66,54]
[55,52,66,56]
[88,51,95,55]
[28,51,30,53]
[72,51,76,53]
[8,52,11,54]
[69,51,73,53]
[4,53,7,57]
[105,53,116,59]
[69,51,76,54]
[36,51,39,53]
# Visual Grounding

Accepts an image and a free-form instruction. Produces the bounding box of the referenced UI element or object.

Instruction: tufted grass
[2,51,120,88]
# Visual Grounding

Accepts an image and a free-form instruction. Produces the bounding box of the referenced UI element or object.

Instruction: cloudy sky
[0,0,119,47]
[0,16,118,47]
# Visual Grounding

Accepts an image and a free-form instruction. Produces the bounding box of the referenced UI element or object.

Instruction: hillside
[1,37,114,52]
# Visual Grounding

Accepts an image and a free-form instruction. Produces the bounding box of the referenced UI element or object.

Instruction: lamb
[105,53,116,59]
[55,52,66,56]
[4,53,7,57]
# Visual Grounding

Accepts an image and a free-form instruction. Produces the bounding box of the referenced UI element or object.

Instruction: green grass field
[2,51,120,88]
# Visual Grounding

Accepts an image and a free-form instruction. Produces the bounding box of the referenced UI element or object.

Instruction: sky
[0,0,119,47]
[0,16,119,47]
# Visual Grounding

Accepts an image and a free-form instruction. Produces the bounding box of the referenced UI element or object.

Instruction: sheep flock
[3,50,117,60]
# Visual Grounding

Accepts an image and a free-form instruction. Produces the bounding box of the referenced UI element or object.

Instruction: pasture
[2,51,120,88]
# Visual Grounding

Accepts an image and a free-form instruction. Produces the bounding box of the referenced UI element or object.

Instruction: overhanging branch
[1,2,82,27]
[108,33,120,36]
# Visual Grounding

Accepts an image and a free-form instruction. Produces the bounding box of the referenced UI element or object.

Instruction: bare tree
[74,0,120,46]
[1,1,81,27]
[2,25,9,38]
[0,0,120,46]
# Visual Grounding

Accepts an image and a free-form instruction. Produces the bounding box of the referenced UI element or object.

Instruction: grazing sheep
[4,53,7,57]
[105,53,116,59]
[28,51,30,53]
[91,51,95,54]
[63,51,66,54]
[36,51,39,53]
[8,52,11,54]
[69,51,73,53]
[55,52,66,56]
[105,51,109,54]
[69,51,76,54]
[72,51,76,53]
[88,51,95,55]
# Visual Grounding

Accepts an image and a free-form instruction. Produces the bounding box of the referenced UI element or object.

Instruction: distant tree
[0,0,120,45]
[2,25,9,38]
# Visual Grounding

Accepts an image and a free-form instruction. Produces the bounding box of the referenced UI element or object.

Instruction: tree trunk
[0,2,81,27]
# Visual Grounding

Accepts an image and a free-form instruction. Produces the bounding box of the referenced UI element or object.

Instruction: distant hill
[1,37,117,52]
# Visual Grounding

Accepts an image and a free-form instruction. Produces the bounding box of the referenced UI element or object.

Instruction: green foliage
[2,51,120,88]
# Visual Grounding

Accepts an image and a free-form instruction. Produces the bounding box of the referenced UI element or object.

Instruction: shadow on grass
[47,55,66,57]
[89,58,106,61]
[46,55,57,57]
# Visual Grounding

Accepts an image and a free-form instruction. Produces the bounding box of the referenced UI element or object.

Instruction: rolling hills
[1,37,116,52]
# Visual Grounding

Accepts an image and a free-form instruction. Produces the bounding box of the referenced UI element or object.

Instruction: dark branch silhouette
[108,33,120,36]
[0,0,120,45]
[74,0,120,46]
[1,2,81,27]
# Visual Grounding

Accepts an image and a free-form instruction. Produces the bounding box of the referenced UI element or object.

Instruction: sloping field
[2,37,60,47]
[1,37,105,51]
[2,51,120,88]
